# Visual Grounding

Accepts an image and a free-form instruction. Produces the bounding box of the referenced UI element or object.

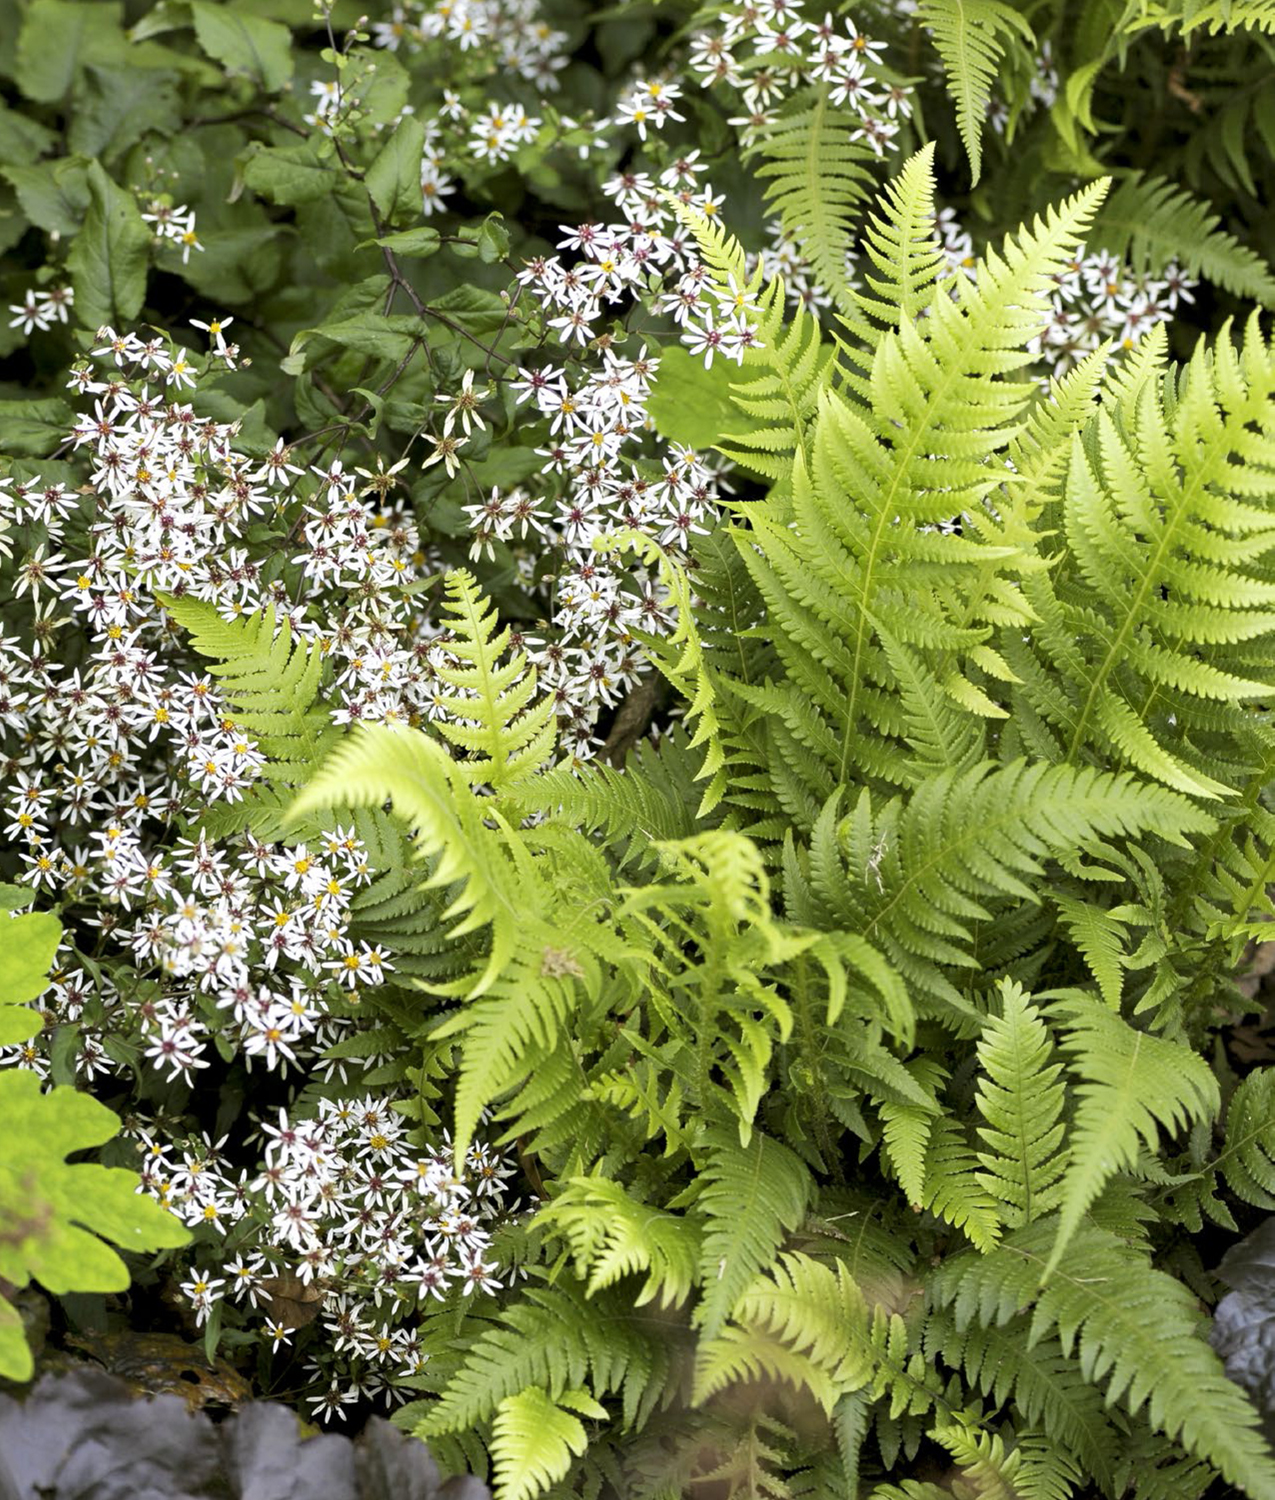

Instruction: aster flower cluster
[369,0,568,93]
[141,197,206,265]
[466,150,763,759]
[687,2,913,151]
[0,329,448,1076]
[134,1098,516,1412]
[0,821,383,1087]
[1031,246,1198,371]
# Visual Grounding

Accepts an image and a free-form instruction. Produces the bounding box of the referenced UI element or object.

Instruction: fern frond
[713,169,1108,821]
[536,1174,700,1308]
[1091,173,1275,305]
[1045,994,1219,1277]
[747,86,877,313]
[161,594,338,839]
[917,0,1036,183]
[974,980,1068,1228]
[417,1280,678,1440]
[1131,0,1275,34]
[432,567,556,789]
[923,1313,1121,1490]
[694,1126,813,1338]
[813,762,1212,1024]
[491,1386,592,1500]
[932,1221,1275,1498]
[693,1252,875,1411]
[513,731,703,859]
[840,142,945,353]
[1008,312,1275,801]
[676,204,834,487]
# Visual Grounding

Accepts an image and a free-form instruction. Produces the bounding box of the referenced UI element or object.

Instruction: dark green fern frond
[931,1220,1275,1498]
[922,1313,1122,1492]
[1091,172,1275,305]
[1006,311,1275,801]
[693,1126,813,1339]
[814,761,1212,1024]
[512,729,706,863]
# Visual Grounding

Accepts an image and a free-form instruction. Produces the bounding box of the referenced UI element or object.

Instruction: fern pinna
[155,146,1275,1499]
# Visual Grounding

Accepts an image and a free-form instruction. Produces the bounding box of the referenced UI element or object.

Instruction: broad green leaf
[0,101,56,165]
[14,0,127,102]
[281,312,420,374]
[365,114,427,225]
[1,909,61,1007]
[190,0,293,92]
[366,226,442,256]
[238,141,345,205]
[2,157,91,237]
[647,343,758,453]
[0,398,75,457]
[66,161,151,329]
[67,63,182,163]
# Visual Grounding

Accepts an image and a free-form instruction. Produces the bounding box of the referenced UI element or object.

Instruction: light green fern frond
[840,142,945,351]
[693,1252,875,1412]
[161,594,337,839]
[1129,0,1275,34]
[747,86,876,314]
[1046,993,1219,1276]
[432,567,556,789]
[676,204,834,487]
[536,1174,700,1308]
[491,1385,594,1500]
[706,169,1108,821]
[974,980,1068,1227]
[917,0,1036,183]
[290,723,522,993]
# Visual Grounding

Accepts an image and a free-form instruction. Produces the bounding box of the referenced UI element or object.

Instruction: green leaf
[647,343,759,453]
[0,398,75,457]
[2,157,91,237]
[66,161,150,330]
[67,63,182,164]
[282,312,420,374]
[0,906,58,1042]
[365,225,441,256]
[190,0,292,91]
[0,101,56,165]
[0,1068,189,1379]
[365,114,426,225]
[14,0,126,102]
[238,141,344,205]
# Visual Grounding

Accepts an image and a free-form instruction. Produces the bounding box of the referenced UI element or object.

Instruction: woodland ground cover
[6,1,1275,1497]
